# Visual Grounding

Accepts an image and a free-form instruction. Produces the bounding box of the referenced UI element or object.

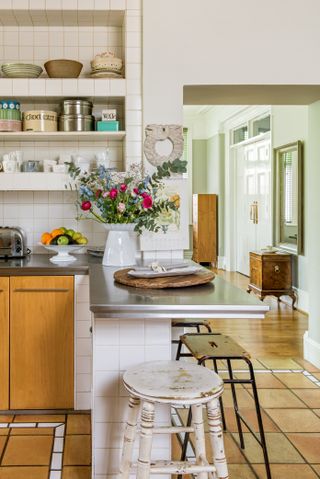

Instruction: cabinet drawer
[262,261,291,290]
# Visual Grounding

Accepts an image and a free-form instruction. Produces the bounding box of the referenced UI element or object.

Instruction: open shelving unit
[0,131,126,142]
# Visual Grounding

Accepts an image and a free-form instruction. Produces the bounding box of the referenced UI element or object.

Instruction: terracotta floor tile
[292,389,320,408]
[0,437,7,456]
[249,388,307,408]
[63,435,91,466]
[223,407,279,432]
[220,388,255,408]
[253,464,319,479]
[265,408,320,432]
[0,417,13,424]
[204,432,246,464]
[66,415,91,435]
[259,358,303,370]
[236,372,286,389]
[62,466,92,479]
[287,434,320,463]
[0,430,9,436]
[232,432,304,463]
[313,373,320,379]
[0,467,49,479]
[313,409,320,418]
[2,436,53,466]
[293,358,320,373]
[10,427,54,436]
[227,464,257,478]
[274,373,318,389]
[13,415,65,423]
[311,464,320,474]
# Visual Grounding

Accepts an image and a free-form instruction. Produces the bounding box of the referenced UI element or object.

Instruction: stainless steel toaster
[0,227,28,258]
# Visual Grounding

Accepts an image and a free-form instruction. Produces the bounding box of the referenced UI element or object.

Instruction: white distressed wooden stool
[120,360,228,479]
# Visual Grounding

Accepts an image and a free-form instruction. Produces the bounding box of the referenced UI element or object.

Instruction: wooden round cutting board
[114,268,215,289]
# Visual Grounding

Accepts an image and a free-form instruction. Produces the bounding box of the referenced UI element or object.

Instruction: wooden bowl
[44,59,83,78]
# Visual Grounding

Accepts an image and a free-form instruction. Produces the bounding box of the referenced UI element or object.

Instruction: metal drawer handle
[274,265,280,273]
[14,288,70,293]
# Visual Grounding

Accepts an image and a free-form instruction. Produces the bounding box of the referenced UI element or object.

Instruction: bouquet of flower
[68,159,187,234]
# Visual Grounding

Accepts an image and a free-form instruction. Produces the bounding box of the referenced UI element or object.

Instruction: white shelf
[0,78,126,100]
[0,131,126,142]
[0,173,76,191]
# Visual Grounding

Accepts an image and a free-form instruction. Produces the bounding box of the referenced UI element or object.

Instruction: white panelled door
[236,138,272,276]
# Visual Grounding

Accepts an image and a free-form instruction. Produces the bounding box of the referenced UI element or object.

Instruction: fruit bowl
[39,243,86,263]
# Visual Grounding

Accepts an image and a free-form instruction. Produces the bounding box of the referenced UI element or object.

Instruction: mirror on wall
[273,141,303,255]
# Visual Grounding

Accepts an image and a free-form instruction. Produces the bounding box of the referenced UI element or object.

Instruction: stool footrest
[132,460,216,474]
[152,426,194,434]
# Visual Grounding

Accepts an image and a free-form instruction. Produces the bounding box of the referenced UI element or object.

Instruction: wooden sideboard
[192,194,218,265]
[247,251,297,309]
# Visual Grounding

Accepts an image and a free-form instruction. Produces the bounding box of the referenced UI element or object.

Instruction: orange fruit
[51,228,64,238]
[41,232,52,245]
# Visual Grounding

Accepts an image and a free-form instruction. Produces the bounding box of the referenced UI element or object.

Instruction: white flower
[117,202,126,213]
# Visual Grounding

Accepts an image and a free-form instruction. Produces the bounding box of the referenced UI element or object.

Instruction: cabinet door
[10,276,74,409]
[0,277,9,410]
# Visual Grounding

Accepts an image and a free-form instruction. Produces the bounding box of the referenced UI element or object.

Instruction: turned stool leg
[207,398,229,479]
[191,403,209,479]
[137,401,155,479]
[120,396,141,479]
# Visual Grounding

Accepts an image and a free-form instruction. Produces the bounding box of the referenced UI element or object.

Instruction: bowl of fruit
[40,227,88,263]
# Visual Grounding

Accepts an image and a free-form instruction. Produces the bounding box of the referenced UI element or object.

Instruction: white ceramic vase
[102,223,137,267]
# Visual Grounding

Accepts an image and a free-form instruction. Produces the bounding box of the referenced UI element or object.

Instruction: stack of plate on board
[1,63,43,78]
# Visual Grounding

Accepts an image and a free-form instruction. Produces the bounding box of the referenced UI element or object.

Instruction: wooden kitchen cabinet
[247,252,297,308]
[10,276,74,409]
[0,278,9,410]
[192,194,218,265]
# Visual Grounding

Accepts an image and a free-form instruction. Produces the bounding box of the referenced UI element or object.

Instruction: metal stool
[120,360,229,479]
[177,333,271,479]
[172,319,212,360]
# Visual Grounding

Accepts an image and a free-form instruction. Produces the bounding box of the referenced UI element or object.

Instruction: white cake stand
[40,244,86,262]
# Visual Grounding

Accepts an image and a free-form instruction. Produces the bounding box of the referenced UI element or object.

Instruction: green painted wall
[192,140,207,194]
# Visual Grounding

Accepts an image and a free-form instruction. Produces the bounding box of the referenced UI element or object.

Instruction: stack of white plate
[90,52,123,78]
[1,63,43,78]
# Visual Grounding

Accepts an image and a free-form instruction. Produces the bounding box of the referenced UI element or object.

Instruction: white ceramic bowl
[40,243,86,262]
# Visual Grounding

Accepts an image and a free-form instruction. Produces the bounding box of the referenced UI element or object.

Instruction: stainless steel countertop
[89,262,269,319]
[0,253,98,275]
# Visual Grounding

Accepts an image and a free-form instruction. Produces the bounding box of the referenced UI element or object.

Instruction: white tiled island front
[89,262,269,478]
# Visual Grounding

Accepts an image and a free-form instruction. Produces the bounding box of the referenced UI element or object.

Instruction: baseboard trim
[304,331,320,368]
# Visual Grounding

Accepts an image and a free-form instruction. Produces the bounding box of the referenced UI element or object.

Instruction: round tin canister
[59,114,94,132]
[23,110,57,132]
[62,99,93,116]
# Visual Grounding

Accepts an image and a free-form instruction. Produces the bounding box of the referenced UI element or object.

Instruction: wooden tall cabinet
[10,276,74,409]
[0,278,9,410]
[192,194,218,265]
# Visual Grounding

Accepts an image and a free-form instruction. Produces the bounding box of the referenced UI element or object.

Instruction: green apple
[77,236,88,245]
[66,229,75,237]
[60,227,67,233]
[57,235,69,245]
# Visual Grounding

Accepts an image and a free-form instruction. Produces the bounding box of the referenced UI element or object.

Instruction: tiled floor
[0,414,91,479]
[173,356,320,478]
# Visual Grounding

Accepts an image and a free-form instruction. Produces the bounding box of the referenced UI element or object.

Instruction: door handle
[250,204,254,222]
[254,201,258,225]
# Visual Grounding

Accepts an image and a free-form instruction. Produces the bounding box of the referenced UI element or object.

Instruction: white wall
[143,0,320,364]
[272,106,309,311]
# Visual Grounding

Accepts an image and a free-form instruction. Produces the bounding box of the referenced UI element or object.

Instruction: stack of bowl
[59,99,94,132]
[90,51,123,78]
[1,63,43,78]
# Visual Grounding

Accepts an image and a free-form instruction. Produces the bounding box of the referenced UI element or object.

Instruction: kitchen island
[89,262,269,478]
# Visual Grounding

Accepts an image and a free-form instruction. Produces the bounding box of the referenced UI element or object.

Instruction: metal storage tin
[62,99,93,116]
[59,114,94,132]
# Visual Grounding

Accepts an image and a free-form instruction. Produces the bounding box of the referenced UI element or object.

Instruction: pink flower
[142,195,153,209]
[120,183,127,192]
[109,188,118,200]
[117,202,126,213]
[133,188,139,195]
[81,201,92,211]
[102,191,109,198]
[95,189,102,198]
[141,192,148,198]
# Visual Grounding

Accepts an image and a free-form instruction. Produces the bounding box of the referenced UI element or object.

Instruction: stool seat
[181,333,251,360]
[123,360,223,405]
